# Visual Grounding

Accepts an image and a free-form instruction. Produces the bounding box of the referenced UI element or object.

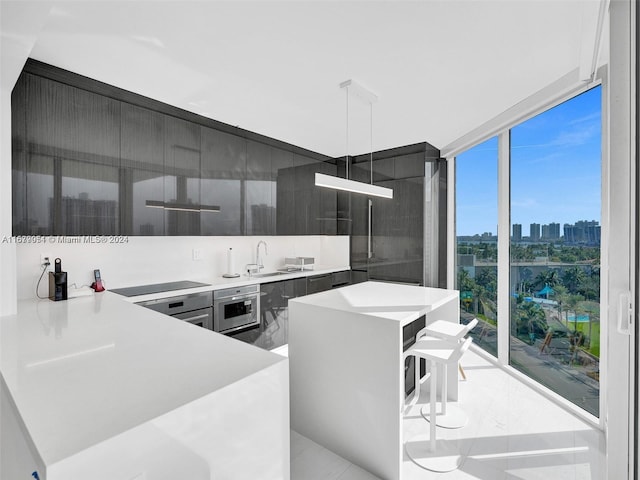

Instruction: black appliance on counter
[48,258,67,301]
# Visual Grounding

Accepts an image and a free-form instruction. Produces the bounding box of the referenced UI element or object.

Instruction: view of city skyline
[455,86,601,236]
[458,218,601,245]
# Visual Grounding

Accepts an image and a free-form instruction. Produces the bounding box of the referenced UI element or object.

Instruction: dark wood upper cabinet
[200,127,246,235]
[246,139,273,235]
[292,154,338,235]
[272,147,295,235]
[120,103,165,235]
[20,73,121,236]
[12,60,341,237]
[164,116,201,235]
[11,73,27,235]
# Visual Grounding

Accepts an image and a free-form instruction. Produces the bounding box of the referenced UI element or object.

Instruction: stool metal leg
[421,361,469,429]
[405,357,463,472]
[441,363,448,416]
[429,361,436,452]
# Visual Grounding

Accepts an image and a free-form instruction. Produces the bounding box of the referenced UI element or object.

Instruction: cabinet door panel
[293,155,337,235]
[394,152,425,179]
[349,159,370,269]
[25,74,121,235]
[257,281,290,350]
[12,74,28,234]
[200,127,245,235]
[315,160,338,235]
[368,177,424,284]
[272,147,294,235]
[246,140,273,235]
[164,117,201,235]
[121,103,165,235]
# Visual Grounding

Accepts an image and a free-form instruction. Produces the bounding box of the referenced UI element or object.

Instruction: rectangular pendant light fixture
[314,78,394,200]
[315,173,393,199]
[145,200,220,212]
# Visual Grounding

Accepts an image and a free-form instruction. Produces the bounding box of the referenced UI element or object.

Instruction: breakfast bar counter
[288,281,459,480]
[0,293,290,480]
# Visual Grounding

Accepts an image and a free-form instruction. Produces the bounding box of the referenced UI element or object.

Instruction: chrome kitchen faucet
[256,240,268,271]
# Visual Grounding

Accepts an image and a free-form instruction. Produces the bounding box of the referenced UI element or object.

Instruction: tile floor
[290,347,605,480]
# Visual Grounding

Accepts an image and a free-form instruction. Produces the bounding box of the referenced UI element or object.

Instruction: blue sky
[456,86,601,237]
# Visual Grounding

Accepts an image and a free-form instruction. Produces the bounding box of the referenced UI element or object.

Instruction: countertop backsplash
[15,235,349,300]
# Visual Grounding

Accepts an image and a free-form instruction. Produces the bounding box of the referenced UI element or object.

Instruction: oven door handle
[180,313,210,323]
[216,294,257,302]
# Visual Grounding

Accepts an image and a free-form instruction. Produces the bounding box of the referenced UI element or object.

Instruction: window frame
[449,77,606,429]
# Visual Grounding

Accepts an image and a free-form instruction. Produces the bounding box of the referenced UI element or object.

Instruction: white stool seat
[416,318,478,382]
[417,318,479,342]
[403,337,473,472]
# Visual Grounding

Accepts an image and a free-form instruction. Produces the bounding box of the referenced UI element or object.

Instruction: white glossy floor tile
[291,430,351,480]
[291,347,605,480]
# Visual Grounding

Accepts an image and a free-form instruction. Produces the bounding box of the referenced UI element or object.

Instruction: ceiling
[4,1,606,157]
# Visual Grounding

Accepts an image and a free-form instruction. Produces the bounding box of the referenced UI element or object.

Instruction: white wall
[0,1,53,315]
[15,235,349,300]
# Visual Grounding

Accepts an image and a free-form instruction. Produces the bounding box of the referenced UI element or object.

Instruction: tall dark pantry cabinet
[347,142,446,288]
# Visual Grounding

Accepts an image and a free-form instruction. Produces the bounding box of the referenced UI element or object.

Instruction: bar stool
[414,318,478,428]
[404,337,473,472]
[416,318,478,344]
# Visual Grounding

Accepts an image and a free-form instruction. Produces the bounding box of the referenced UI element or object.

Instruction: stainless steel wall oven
[136,291,213,329]
[213,284,260,334]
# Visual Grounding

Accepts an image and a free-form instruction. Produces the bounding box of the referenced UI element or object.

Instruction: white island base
[289,281,459,480]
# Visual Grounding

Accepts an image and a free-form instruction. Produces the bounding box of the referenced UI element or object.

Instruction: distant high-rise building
[512,223,522,241]
[541,224,549,239]
[541,223,560,240]
[564,220,600,245]
[530,223,541,241]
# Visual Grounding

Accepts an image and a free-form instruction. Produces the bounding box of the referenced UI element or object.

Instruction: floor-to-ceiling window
[455,137,499,356]
[454,86,602,418]
[510,86,601,416]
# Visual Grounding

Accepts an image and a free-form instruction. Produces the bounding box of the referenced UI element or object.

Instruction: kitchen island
[288,281,459,480]
[0,293,290,480]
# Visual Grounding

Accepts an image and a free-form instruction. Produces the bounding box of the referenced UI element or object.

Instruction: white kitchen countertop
[291,280,459,325]
[111,264,350,302]
[0,292,286,471]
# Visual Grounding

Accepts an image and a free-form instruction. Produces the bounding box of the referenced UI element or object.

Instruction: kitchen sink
[249,271,289,278]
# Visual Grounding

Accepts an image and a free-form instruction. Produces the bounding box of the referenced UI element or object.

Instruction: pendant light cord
[346,86,349,180]
[370,102,373,185]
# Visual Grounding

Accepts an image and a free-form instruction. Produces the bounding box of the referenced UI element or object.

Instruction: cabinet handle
[168,301,184,309]
[309,275,330,283]
[368,199,373,259]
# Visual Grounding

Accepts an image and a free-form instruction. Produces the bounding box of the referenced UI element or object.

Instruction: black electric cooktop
[110,280,210,297]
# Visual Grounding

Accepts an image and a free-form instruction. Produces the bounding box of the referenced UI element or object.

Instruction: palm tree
[553,284,570,325]
[566,293,585,331]
[562,266,587,295]
[534,269,560,290]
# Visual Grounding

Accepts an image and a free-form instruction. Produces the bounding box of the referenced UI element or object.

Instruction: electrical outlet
[192,248,202,261]
[40,253,51,268]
